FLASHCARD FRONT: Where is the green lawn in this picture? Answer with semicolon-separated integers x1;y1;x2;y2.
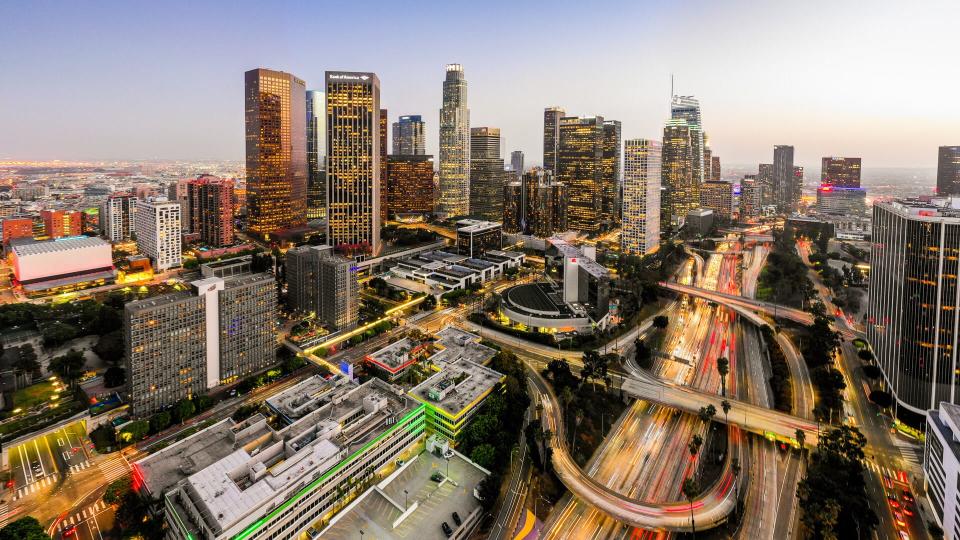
12;380;58;410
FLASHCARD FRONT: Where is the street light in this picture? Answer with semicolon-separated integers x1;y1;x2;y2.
404;489;408;509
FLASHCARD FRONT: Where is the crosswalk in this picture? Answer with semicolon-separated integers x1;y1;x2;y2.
0;503;10;528
864;460;899;478
57;500;109;531
892;438;924;466
13;476;55;500
98;458;130;482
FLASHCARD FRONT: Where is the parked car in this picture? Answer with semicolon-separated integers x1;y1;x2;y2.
452;511;462;526
441;521;453;537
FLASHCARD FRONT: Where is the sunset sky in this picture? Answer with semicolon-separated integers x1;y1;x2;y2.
2;0;957;168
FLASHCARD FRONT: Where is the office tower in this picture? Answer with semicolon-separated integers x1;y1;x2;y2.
325;71;381;257
469;127;505;221
700;180;733;219
937;146;960;196
100;193;136;242
773;145;796;213
386;155;435;215
671;96;705;185
703;147;712;182
867;197;960;415
557;116;604;233
514;168;567;238
711;155;721;181
622;139;662;256
503;182;523;233
660;118;695;229
124;266;277;416
244;68;307;237
438;64;470;217
511;150;525;180
286;244;359;330
393;115;426;155
758;163;775;206
187;175;235;247
306;90;326;220
543;106;565;174
167;179;191;232
41;210;82;239
740;177;762;220
821;156;861;188
924;402;960;534
793;166;805;212
456;220;502;257
135;198;182;271
816;185;867;216
380;108;389;222
601;120;621;225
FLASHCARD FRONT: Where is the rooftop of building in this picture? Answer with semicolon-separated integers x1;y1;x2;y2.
931;402;960;456
10;235;110;256
137;377;417;536
546;237;608;280
409;356;503;418
431;325;497;366
456;219;502;233
265;374;350;422
502;282;579;319
687;208;714;217
366;338;426;373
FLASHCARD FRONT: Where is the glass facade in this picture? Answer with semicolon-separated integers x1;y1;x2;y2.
469;127;505;221
306;90;326;220
938;147;960;196
557;116;604;234
244;68;307;237
392;115;426;155
601;120;621;226
542;107;564;175
660;118;694;229
622;139;661;256
773;145;796;213
439;64;470;217
821;156;862;188
386;155;435;215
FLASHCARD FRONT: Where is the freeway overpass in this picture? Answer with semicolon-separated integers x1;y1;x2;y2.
661;281;814;326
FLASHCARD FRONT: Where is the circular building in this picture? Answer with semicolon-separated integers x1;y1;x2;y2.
499;282;593;334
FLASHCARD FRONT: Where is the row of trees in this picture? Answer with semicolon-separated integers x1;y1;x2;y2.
757;228;814;308
760;325;794;413
802;303;847;422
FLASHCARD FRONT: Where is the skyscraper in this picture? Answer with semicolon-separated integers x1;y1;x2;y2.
244;68;307;237
740;176;762;220
503;168;566;237
543;106;565;174
135;198;182;271
510;150;525;180
937;146;960;196
601;120;621;225
439;64;470;217
392;115;426;155
821;156;861;188
167;179;191;232
386;155;435;216
379;108;389;222
469;127;506;221
773;145;796;214
671;96;705;185
187;175;235;247
557;116;604;234
286;244;359;331
700;180;733;219
711;155;721;181
306;90;326;220
703;146;713;182
325;71;381;257
100;193;136;242
660;118;695;229
758;163;775;207
622;139;661;256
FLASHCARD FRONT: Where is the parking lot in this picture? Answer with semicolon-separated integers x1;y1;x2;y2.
322;451;486;540
9;420;91;501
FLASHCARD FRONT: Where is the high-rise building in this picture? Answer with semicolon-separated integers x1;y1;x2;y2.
773;145;796;214
740;176;762;220
703;147;713;183
392;115;426;155
557;116;604;234
379;108;389;223
622;139;661;256
456;220;501;257
671;96;705;185
386;155;435;215
167;179;191;232
660;118;695;229
924;401;960;535
100;193;136;242
1;216;33;246
325;71;381;257
438;64;470;217
469;127;505;221
543;106;565;175
700;180;733;219
244;68;307;237
821;156;861;188
306;90;326;220
867;197;960;415
510;150;525;180
135;198;182;271
793;166;805;211
188;175;235;247
601;120;621;225
41;210;82;239
123;265;277;416
711;155;721;181
937;146;960;196
286;244;359;330
504;168;567;237
758;163;775;207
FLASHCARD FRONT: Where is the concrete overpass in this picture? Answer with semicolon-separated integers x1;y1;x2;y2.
661;281;814;326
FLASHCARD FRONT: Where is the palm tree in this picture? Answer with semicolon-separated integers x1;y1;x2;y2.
688;434;703;461
732;457;741;512
682;478;699;537
795;428;806;458
721;399;731;425
716;357;729;396
698;405;716;425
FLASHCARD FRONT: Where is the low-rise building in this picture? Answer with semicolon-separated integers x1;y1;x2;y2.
10;236;116;296
364;338;430;381
456;219;502;257
390;249;524;294
137;377;425;540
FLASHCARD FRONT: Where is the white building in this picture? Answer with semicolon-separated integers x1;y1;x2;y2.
926;401;960;539
100;193;136;242
135;197;182;271
622;139;661;256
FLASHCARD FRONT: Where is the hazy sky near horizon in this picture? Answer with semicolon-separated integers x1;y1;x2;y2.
1;0;958;169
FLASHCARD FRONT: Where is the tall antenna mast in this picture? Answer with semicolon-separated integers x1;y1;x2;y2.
670;73;675;113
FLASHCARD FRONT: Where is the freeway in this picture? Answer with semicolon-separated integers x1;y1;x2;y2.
661;281;816;327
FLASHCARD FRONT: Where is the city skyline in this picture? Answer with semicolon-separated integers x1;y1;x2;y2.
2;1;958;168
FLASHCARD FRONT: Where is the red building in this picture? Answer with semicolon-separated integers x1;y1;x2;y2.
187;175;235;247
1;217;34;246
40;210;82;239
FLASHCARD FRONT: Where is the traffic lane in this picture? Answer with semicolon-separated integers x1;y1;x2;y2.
49;424;89;470
57;504;113;540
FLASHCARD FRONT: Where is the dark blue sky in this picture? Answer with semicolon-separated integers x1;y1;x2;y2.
1;0;957;167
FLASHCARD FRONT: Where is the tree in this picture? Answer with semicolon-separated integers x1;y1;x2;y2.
581;350;609;390
470;444;497;470
732;457;741;511
420;295;437;311
653;315;669;330
698;405;716;425
716;357;729;397
688;434;703;460
634;338;652;370
93;329;124;364
681;478;699;537
857;349;874;362
104;476;132;505
869;390;892;408
721;399;731;425
12;345;39;377
49;349;86;387
104;366;126;388
0;516;50;540
174;398;196;424
118;420;149;445
795;428;806;457
476;473;501;512
41;321;79;347
149;411;172;433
